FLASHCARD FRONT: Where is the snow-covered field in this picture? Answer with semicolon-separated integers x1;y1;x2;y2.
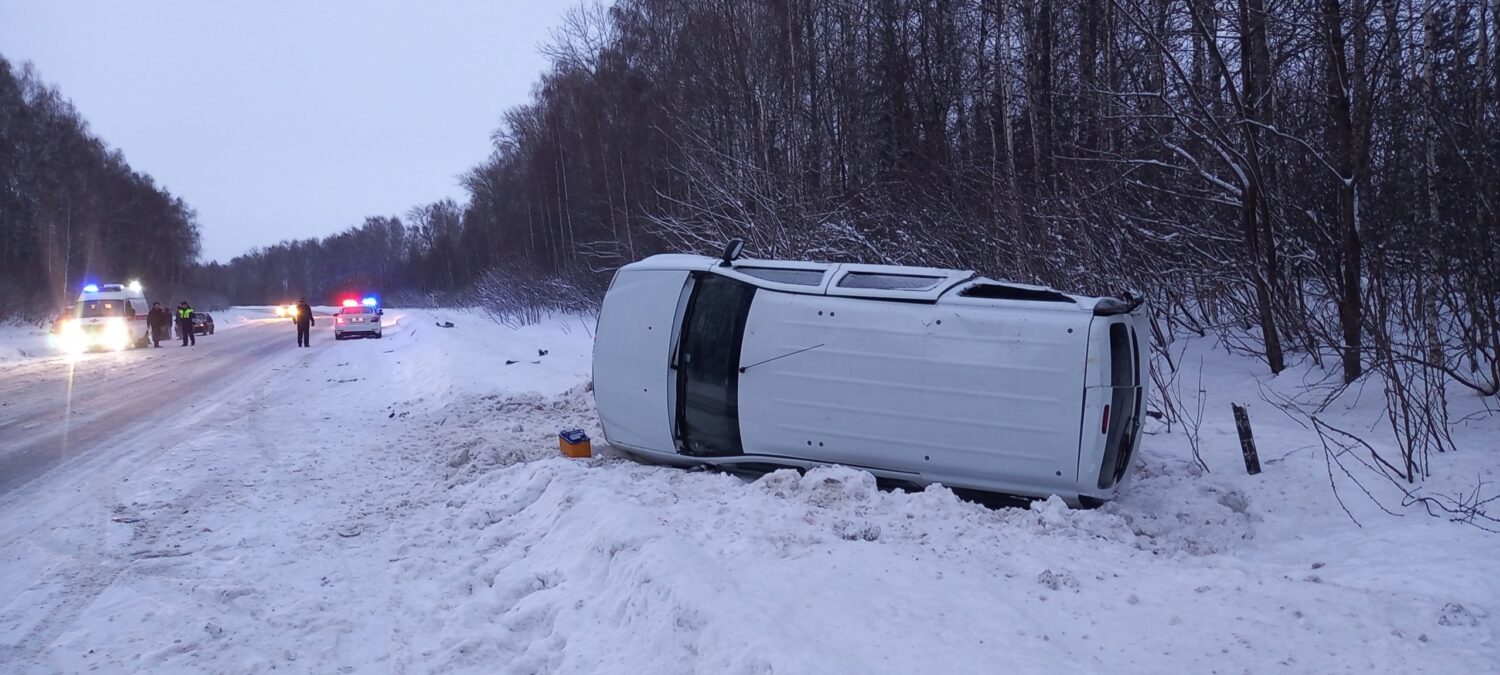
1;308;1495;673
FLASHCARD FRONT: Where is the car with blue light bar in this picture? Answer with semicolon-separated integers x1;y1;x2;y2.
334;297;383;340
55;281;152;353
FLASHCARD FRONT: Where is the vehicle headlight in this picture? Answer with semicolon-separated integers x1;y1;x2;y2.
56;320;88;354
275;306;286;317
101;318;131;350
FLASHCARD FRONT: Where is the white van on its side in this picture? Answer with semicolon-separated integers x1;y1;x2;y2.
57;282;152;352
592;249;1150;505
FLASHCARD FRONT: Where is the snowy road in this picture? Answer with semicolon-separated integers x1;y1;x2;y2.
0;309;1496;674
0;316;297;496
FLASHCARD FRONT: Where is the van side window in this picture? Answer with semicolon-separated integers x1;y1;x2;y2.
675;273;756;456
738;267;824;286
838;272;942;291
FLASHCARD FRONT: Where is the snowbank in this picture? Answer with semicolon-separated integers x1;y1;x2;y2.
0;321;53;362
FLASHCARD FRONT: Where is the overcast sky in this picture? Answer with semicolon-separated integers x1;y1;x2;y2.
0;0;575;262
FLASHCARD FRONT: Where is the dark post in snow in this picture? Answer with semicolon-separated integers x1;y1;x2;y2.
1231;404;1262;475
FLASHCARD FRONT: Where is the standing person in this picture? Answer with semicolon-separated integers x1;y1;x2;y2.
147;302;170;348
295;297;315;347
176;301;196;347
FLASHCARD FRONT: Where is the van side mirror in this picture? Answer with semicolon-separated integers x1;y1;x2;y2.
720;238;746;266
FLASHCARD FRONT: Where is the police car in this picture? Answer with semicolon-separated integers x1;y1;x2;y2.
334;297;383;340
55;282;152;353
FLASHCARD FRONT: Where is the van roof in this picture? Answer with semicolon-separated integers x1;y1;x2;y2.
624;254;1110;310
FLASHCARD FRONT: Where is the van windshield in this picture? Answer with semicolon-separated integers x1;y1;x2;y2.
80;300;128;318
1097;322;1141;489
675;273;756;457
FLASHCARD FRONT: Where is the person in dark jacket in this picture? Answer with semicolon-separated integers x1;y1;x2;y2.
176;301;196;346
295;298;315;347
147;302;170;348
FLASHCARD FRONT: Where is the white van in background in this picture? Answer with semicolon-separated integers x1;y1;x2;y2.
56;282;152;352
592;246;1150;506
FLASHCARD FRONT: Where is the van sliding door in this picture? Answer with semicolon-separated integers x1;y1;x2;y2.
675;273;756;457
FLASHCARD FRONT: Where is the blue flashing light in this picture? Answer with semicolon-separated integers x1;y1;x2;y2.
361;297;378;307
83;284;99;293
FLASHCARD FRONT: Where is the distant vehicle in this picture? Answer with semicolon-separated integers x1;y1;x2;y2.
275;304;300;320
192;313;215;335
334;297;382;340
56;282;151;352
592;245;1150;506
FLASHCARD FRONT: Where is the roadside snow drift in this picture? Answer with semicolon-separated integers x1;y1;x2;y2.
0;308;1495;674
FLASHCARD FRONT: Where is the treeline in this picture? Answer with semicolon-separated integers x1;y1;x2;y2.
216;0;1498;399
196;199;465;305
0;55;201;319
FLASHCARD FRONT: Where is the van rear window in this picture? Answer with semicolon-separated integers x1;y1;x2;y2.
837;272;942;291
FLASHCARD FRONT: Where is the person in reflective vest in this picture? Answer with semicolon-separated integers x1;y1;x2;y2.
295;297;315;347
176;301;196;347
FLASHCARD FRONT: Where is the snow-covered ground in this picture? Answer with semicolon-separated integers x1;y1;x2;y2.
0;321;53;363
0;308;1495;673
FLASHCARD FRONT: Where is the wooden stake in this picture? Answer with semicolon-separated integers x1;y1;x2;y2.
1232;403;1262;475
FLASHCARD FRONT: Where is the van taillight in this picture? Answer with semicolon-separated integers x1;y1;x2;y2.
1101;404;1111;434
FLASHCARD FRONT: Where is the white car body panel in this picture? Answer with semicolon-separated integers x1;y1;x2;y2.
737;290;1091;495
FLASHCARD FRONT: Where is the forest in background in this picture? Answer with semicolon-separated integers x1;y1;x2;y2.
0;55;201;317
